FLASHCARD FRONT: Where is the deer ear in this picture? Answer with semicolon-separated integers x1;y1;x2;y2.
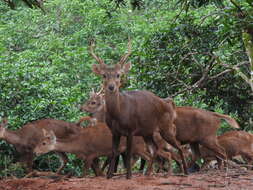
1;118;8;128
90;90;95;97
49;130;56;143
42;129;48;137
92;64;104;75
121;62;131;74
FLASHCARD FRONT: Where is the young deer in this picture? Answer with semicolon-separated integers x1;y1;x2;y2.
77;88;105;126
0;118;81;174
34;123;153;176
90;40;188;179
164;98;240;169
200;131;253;169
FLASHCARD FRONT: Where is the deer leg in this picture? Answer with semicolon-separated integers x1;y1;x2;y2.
126;134;133;179
201;158;212;170
188;143;200;167
130;154;139;169
170;151;184;172
155;156;164;173
187;143;201;173
107;134;121;179
91;158;104;176
114;155;120;173
82;160;89;177
143;135;158;176
23;153;34;176
156;149;173;175
241;153;253;170
201;138;226;170
101;157;110;172
82;157;96;177
217;157;224;169
159;114;188;175
102;154;121;172
26;155;34;173
54;152;68;174
133;149;152;174
159;129;188;175
139;158;146;172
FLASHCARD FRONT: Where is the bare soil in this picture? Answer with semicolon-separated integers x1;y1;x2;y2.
0;168;253;190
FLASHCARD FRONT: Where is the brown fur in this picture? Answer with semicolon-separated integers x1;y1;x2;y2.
34;122;153;176
90;42;187;178
164;99;239;168
200;131;253;169
0;118;80;173
78;91;176;174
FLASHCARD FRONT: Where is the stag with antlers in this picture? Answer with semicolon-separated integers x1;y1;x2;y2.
88;39;188;179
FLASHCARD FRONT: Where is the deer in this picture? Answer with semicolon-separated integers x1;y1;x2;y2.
77;89;185;174
89;39;188;179
77;87;105;127
164;98;240;170
34;122;154;177
0;118;82;174
200;130;253;169
78;89;181;174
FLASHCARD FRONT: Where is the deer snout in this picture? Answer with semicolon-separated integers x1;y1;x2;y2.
80;105;86;112
108;84;115;92
34;150;42;156
34;146;45;156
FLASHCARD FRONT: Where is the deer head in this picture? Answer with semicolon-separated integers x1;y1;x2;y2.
34;129;56;155
0;118;8;138
90;39;132;93
80;86;105;114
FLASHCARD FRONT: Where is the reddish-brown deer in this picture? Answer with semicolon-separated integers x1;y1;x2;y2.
77;88;105;126
89;40;188;179
34;123;153;176
164;98;240;170
200;130;253;169
0;118;80;174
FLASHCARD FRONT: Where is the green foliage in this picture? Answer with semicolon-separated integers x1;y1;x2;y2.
0;0;252;177
0;160;26;178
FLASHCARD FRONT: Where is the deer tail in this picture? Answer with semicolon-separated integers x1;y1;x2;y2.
211;112;240;129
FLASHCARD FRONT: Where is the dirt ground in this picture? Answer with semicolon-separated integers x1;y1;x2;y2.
0;168;253;190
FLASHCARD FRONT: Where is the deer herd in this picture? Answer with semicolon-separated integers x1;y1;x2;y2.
0;40;252;180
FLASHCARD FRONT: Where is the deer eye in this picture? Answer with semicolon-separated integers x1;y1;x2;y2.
42;142;46;145
116;74;120;78
91;102;96;105
103;74;106;79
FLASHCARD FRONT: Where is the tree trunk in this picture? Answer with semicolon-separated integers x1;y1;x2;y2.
241;31;253;94
242;30;253;128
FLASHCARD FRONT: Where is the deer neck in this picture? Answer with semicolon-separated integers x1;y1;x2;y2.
1;128;22;145
105;90;121;119
93;104;106;122
54;136;84;155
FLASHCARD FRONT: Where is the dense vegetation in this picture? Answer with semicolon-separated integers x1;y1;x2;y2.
0;0;252;177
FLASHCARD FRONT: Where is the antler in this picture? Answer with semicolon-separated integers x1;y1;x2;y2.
119;38;131;65
89;40;105;65
97;84;104;95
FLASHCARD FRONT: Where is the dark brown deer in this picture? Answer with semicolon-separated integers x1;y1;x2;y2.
0;118;81;174
164;98;240;169
77;90;176;174
34;123;153;176
200;131;253;169
89;40;188;179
